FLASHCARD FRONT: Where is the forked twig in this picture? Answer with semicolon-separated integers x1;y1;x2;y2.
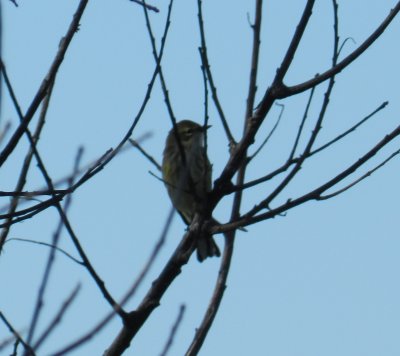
319;148;400;200
279;2;400;97
240;0;341;218
214;123;400;233
0;0;88;167
0;312;34;355
229;101;388;194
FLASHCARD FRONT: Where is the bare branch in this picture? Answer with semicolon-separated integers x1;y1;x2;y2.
214;123;400;233
142;0;181;145
24;148;83;351
0;61;55;251
212;0;316;207
56;205;177;355
235;1;341;218
311;101;389;156
228;101;388;195
278;1;400;98
0;196;62;224
33;284;81;351
198;0;235;146
273;0;316;86
0;0;88;167
103;220;198;355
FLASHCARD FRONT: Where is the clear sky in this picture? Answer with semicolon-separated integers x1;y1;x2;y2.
1;1;400;355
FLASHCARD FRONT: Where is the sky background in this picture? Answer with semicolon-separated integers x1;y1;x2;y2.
1;0;400;355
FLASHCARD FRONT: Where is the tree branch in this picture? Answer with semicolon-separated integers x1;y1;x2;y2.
277;1;400;98
214;123;400;233
0;0;88;167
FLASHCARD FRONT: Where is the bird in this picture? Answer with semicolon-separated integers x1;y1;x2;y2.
162;120;220;262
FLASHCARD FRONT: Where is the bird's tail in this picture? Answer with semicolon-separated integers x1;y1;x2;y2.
196;235;220;262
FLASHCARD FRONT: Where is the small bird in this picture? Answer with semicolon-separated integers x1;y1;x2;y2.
162;120;220;262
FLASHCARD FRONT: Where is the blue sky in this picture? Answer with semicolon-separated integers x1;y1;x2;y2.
1;1;400;355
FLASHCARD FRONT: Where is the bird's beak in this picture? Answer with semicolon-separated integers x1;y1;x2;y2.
203;124;211;131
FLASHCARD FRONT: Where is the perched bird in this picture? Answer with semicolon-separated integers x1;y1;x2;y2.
162;120;220;262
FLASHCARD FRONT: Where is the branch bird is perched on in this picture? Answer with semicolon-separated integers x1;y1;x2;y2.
162;120;220;262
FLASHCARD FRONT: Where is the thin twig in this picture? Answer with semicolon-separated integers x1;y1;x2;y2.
199;46;210;156
0;121;11;145
11;339;20;356
248;102;284;162
311;101;388;156
0;189;70;198
129;0;159;13
0;195;62;224
4;238;83;265
319;148;400;200
33;284;81;350
129;138;161;171
288;84;316;161
141;0;189;170
0;312;34;355
337;37;356;58
159;304;186;356
197;0;235;146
